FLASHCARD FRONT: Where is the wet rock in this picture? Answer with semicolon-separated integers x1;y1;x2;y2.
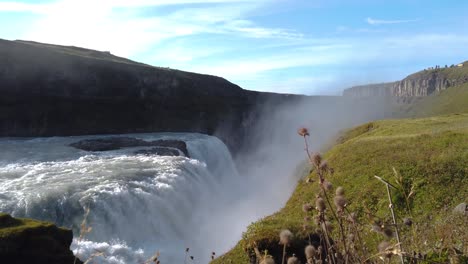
134;147;181;157
69;137;189;157
0;213;82;264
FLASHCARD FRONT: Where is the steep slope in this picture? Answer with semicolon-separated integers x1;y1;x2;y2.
0;39;303;151
213;113;468;263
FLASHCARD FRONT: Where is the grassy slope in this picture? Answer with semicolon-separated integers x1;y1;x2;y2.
213;102;468;263
405;62;468;80
0;212;68;237
399;83;468;117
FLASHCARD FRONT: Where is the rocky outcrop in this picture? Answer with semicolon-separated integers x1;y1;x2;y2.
342;82;395;97
69;137;189;156
343;63;468;97
0;213;82;264
0;39;303;152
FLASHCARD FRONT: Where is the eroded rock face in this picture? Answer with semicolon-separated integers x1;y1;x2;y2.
0;213;82;264
343;65;468;97
69;137;189;157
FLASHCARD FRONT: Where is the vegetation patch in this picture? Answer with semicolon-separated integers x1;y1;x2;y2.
212;113;468;263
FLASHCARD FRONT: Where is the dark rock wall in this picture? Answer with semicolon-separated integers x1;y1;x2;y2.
0;39;301;152
0;213;82;264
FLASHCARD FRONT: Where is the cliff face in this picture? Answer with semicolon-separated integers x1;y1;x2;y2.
0;213;82;264
342;82;395;97
0;39;302;151
343;63;468;97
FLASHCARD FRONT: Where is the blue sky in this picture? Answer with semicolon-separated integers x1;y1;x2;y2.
1;0;468;95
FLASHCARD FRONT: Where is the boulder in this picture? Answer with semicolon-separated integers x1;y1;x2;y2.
0;213;82;264
69;137;189;157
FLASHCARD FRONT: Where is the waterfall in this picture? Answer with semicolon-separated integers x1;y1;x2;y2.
0;133;239;263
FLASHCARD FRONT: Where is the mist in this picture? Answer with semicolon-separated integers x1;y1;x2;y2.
197;94;397;261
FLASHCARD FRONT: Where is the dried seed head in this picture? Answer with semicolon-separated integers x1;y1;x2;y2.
302;203;313;212
287;256;300;264
305;245;316;259
335;187;345;196
304;216;311;222
319;161;328;171
323;181;333;191
279;229;293;245
334;195;347;211
298;127;310;137
403;217;413;226
316;197;326;212
260;255;276;264
347;233;355;242
311;153;322;167
378;241;393;258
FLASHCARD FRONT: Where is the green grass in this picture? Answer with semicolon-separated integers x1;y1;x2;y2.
399;83;468;117
405;61;468;80
212;113;468;263
0;213;67;237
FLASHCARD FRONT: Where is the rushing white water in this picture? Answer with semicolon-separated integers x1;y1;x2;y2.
0;133;241;263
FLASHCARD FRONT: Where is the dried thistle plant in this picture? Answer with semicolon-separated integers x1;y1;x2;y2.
279;229;293;264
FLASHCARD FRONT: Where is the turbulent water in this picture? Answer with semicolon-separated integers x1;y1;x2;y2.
0;133;242;263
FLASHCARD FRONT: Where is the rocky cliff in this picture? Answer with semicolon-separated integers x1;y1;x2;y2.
343;62;468;97
0;213;82;264
0;39;302;151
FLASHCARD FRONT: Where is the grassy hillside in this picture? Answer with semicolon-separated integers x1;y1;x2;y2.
15;40;152;67
406;61;468;80
213;113;468;263
399;83;468;117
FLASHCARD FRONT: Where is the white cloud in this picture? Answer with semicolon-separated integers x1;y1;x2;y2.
366;17;419;25
2;0;299;58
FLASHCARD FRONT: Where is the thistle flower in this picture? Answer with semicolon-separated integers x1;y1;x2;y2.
279;229;293;245
260;255;276;264
323;181;333;191
316;198;326;212
311;153;322;167
303;203;313;212
334;195;347;211
287;255;299;264
305;245;316;259
319;161;328;171
298;127;310;137
335;187;345;196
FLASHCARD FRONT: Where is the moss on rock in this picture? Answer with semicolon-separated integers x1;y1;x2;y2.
0;213;82;264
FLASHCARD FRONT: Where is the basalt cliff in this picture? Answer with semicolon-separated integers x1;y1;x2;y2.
343;62;468;97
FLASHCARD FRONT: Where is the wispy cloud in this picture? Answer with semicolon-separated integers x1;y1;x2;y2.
366;17;419;25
